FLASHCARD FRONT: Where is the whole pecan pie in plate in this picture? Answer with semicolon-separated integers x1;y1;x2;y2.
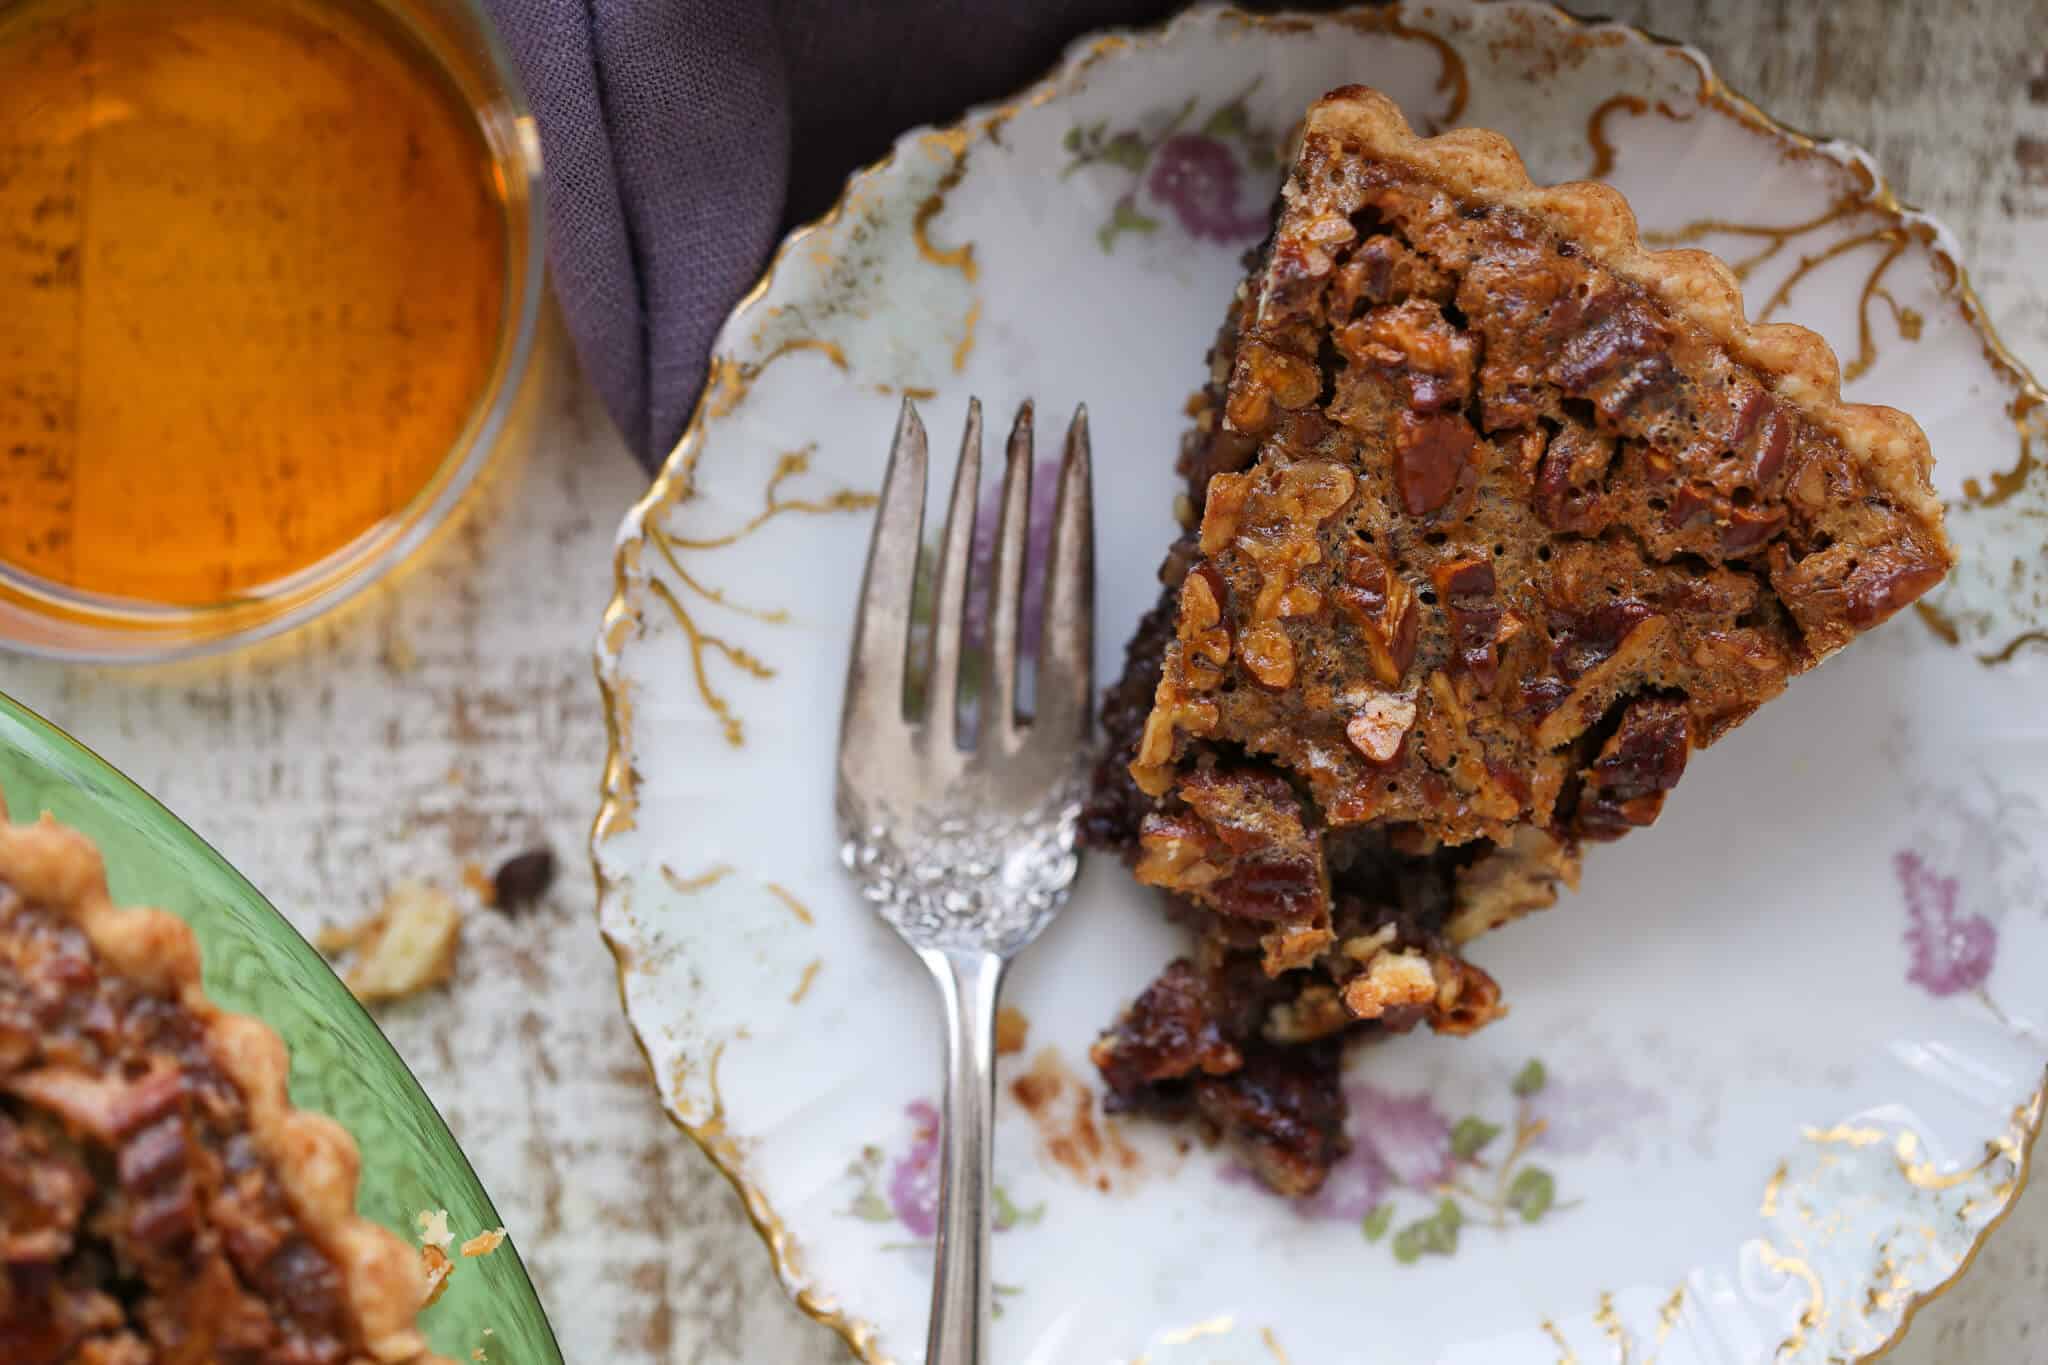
1083;86;1954;1196
0;794;443;1364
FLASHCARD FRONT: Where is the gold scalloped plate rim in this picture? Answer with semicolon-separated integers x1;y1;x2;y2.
589;5;2048;1362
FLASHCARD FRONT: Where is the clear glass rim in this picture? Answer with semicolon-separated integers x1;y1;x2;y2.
0;0;548;665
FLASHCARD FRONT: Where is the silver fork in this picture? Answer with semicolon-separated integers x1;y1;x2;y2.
836;397;1094;1365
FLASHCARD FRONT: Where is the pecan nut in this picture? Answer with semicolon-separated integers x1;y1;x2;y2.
1344;692;1417;764
1393;410;1477;516
1335;299;1478;411
1333;546;1418;684
1574;696;1692;839
1226;339;1321;435
1430;557;1517;692
1176;562;1233;689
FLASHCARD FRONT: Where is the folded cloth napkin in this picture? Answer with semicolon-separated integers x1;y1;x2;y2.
481;0;1238;470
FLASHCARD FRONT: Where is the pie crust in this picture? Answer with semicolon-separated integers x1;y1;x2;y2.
0;793;447;1363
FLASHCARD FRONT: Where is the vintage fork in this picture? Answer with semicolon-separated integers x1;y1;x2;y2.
836;397;1094;1365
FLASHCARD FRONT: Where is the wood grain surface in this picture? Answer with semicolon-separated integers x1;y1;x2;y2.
2;2;2043;1360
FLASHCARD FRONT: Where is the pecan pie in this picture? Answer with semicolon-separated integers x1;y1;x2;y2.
0;795;445;1363
1083;87;1951;1195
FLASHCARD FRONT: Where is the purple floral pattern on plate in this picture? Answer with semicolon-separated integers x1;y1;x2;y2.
1897;849;1998;998
842;1099;1043;1316
1527;1072;1668;1159
1884;773;2048;1031
1301;1084;1454;1220
844;1099;1045;1238
1147;133;1271;243
886;1100;943;1236
1225;1059;1665;1264
1891;775;2048;1032
1063;81;1280;252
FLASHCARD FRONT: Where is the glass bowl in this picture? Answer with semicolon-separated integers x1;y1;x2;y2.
0;689;564;1362
0;0;546;664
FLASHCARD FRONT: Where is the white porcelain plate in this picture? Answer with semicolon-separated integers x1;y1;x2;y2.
593;6;2048;1362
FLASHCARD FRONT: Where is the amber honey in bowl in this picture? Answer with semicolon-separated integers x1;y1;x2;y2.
0;0;509;610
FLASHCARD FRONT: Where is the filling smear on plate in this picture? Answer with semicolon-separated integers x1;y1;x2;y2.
1081;86;1952;1197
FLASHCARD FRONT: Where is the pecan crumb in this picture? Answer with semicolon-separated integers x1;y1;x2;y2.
491;847;557;913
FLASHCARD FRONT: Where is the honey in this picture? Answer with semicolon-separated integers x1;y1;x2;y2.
0;0;507;607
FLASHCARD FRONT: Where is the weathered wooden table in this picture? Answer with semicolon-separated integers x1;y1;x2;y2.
2;2;2042;1360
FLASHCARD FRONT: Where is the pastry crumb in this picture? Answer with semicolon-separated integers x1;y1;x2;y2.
416;1209;454;1251
420;1244;453;1308
995;1006;1029;1056
459;1227;507;1259
414;1211;505;1309
328;882;462;1004
313;921;358;954
460;861;497;907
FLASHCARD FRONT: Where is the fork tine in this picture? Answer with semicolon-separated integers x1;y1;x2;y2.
980;402;1034;753
841;398;927;743
1030;405;1094;751
921;400;983;749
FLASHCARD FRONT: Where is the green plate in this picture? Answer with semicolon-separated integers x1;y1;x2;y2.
0;690;562;1363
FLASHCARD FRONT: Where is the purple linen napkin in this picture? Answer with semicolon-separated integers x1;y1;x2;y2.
481;0;1232;469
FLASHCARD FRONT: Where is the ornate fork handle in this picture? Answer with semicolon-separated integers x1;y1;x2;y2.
918;947;1006;1365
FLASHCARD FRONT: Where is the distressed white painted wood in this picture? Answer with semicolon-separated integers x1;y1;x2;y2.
2;2;2042;1359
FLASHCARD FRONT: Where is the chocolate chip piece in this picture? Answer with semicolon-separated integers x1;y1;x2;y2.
491;848;556;913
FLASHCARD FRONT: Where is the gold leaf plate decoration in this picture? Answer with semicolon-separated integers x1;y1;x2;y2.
594;5;2048;1361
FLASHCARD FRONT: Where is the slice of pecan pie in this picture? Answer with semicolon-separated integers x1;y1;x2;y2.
0;794;446;1364
1083;86;1952;1195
